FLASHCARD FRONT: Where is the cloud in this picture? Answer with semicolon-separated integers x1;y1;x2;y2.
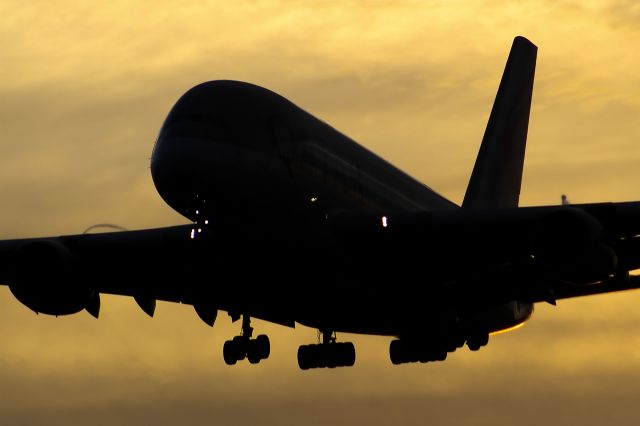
2;1;640;425
5;392;640;426
605;0;640;29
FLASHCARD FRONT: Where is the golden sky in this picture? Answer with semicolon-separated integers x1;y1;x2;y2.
2;1;640;424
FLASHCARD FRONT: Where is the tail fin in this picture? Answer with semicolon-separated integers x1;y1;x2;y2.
462;36;537;209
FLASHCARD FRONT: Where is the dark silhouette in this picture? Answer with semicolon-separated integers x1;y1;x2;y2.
1;36;639;370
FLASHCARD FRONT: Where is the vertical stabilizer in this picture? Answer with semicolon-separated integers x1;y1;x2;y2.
462;36;537;209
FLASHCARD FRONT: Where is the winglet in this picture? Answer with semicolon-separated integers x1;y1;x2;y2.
462;36;537;209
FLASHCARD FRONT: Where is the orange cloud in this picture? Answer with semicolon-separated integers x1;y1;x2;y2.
2;1;640;424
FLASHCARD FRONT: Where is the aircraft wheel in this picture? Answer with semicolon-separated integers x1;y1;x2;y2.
315;344;328;369
223;340;238;365
298;345;312;370
417;343;435;363
247;339;262;364
467;343;480;351
255;334;270;360
232;335;247;360
299;341;356;370
467;333;489;351
325;344;338;368
405;342;419;363
389;340;405;365
341;342;356;367
478;334;489;347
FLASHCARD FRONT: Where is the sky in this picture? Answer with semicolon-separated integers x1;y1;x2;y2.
2;0;640;424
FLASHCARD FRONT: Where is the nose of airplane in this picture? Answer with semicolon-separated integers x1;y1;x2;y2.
154;80;296;153
150;81;303;221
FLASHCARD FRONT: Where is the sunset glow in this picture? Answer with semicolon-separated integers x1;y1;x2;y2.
2;1;640;425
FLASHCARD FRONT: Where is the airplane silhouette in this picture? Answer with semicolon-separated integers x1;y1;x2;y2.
2;36;639;369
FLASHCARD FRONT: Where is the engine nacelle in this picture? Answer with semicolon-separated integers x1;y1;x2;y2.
9;240;94;316
531;208;617;283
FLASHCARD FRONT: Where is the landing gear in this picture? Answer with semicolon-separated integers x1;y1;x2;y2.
297;330;356;370
223;315;270;365
389;336;465;365
389;332;491;364
466;333;489;351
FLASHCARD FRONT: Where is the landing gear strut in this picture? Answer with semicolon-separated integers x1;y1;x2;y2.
297;330;356;370
223;315;270;365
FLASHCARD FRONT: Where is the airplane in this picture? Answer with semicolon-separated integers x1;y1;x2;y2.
2;35;640;370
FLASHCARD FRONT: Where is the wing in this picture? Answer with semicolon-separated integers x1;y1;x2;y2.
0;223;301;328
0;225;195;316
329;201;640;308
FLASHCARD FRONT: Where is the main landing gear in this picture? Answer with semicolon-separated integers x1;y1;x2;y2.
223;315;270;365
297;330;356;370
466;333;489;351
389;334;484;365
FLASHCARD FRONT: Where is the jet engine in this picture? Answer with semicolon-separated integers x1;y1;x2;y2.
531;208;617;283
8;240;98;316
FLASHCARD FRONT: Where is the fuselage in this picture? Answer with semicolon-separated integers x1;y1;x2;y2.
150;80;457;223
149;80;532;338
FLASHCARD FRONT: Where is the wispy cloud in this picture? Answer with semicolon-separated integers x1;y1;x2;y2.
1;1;640;424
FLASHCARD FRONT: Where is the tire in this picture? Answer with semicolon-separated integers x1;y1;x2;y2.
479;334;489;347
232;335;247;360
324;344;338;369
315;344;328;369
247;339;262;364
389;340;404;365
223;340;237;365
343;342;355;367
467;340;481;351
467;333;489;351
298;345;312;370
255;334;270;360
